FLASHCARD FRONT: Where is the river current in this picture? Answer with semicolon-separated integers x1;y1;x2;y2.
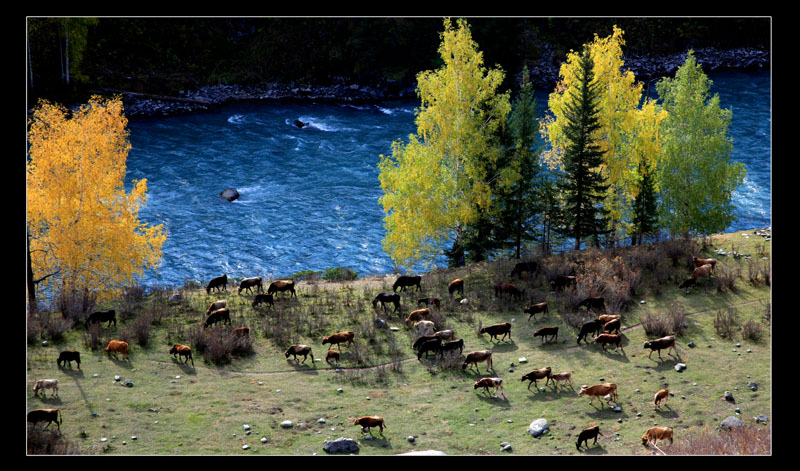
125;70;770;287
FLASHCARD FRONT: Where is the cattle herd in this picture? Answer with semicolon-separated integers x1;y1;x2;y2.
29;256;717;454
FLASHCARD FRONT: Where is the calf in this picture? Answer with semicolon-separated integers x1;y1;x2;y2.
405;308;431;325
268;280;296;298
643;335;677;359
27;408;62;431
579;383;618;407
416;338;442;360
533;326;559;344
85;309;116;328
325;350;340;364
597;314;621;324
510;261;538;278
549;371;574;390
204;307;231;328
232;326;250;338
462;350;493;373
441;338;464;356
252;294;274;309
373;293;401;314
594;333;624;353
238;276;264;295
480;322;512;342
417;297;441;311
524;302;548;321
577;319;603;344
653;388;669;409
285;344;314;363
33;379;59;398
56;350;81;369
448;278;464;297
576;425;602;451
641;426;674;447
322;331;355;351
577;296;606;313
494;282;525;300
520;366;552;390
602;318;621;334
352;416;386;437
474;377;506;399
206;274;227;294
106;340;130;360
393;275;421;292
169;344;194;366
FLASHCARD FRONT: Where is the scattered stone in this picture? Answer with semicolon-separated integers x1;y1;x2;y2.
618;418;623;423
122;441;127;445
518;357;527;363
280;420;293;428
527;419;549;438
93;374;99;378
720;416;745;431
337;388;344;393
734;408;741;414
374;318;388;329
688;342;696;348
170;293;182;302
500;442;512;452
323;437;359;454
318;418;326;424
42;341;48;347
131;436;137;440
754;415;768;424
101;438;107;442
175;375;181;379
220;188;240;202
724;391;736;403
243;424;250;431
115;375;121;381
258;381;264;385
613;406;623;413
242;445;250;450
748;381;758;391
261;437;268;443
675;363;687;372
640;300;646;304
407;436;415;442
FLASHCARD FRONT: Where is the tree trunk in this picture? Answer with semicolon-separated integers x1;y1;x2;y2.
27;233;37;313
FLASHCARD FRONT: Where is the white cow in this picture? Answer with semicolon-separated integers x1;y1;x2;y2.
413;320;435;337
33;379;59;398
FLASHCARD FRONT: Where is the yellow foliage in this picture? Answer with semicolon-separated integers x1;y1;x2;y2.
27;95;166;303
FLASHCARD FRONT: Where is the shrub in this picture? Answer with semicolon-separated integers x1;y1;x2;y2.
642;304;688;338
27;428;80;455
81;322;105;351
130;312;154;346
741;319;763;343
27;314;44;344
44;313;72;341
323;267;359;282
292;269;323;281
714;307;739;339
665;425;770;455
55;288;97;325
714;266;740;293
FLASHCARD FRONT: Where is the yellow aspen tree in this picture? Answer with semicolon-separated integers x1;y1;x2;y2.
27;95;166;309
377;18;510;271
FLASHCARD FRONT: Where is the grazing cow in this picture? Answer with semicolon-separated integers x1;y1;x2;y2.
285;344;314;363
579;383;618;407
597;314;621;324
679;263;713;288
238;276;264;295
577;296;606;314
417;338;443;360
594;333;624;353
480;322;512;342
353;416;386;437
373;293;401;314
204;307;231;328
322;331;355;351
533;326;559;344
33;379;59;398
441;338;464;355
521;366;552;390
494;282;525;300
642;426;674;447
206;274;227;294
56;350;81;369
474;377;506;399
325;350;340;364
412;334;439;351
105;340;130;360
252;293;274;309
448;278;464;297
169;344;194;366
393;275;421;293
678;277;697;289
577;319;603;344
413;320;435;337
550;275;577;291
27;409;62;431
232;326;250;338
653;388;670;408
462;350;493;373
524;302;548;321
417;297;441;311
510;261;538;278
602;318;621;334
207;300;228;315
693;256;717;271
576;425;602;451
85;309;116;328
549;371;574;390
643;335;677;359
268;280;296;298
405;308;431;325
433;329;455;341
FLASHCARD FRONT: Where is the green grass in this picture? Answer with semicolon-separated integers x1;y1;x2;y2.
27;229;771;455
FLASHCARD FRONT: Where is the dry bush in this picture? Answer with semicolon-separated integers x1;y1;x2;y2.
714;266;740;293
81;322;105;350
43;313;73;341
27;428;80;455
121;284;147;322
741;319;763;343
186;327;247;365
55;288;97;325
714;308;740;339
27;314;44;344
129;312;154;346
665;425;770;455
642;304;688;338
660;237;701;269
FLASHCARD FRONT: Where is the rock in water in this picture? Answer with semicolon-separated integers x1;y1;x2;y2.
322;437;359;454
220;188;239;202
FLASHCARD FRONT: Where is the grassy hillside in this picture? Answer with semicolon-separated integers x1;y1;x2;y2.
26;228;771;455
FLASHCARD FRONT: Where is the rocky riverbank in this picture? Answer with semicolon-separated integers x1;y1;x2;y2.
117;46;769;119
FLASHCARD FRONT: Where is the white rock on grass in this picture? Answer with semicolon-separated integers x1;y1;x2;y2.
527;419;549;438
280;420;293;428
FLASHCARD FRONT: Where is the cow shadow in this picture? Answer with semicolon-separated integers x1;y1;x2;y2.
649;356;682;371
486;341;518;353
523;386;578;401
584;405;628;421
358;436;392;450
170;358;197;374
286;360;319;375
594;348;631;364
59;367;84;379
32;395;63;406
107;357;133;369
475;392;512;407
655;406;679;419
580;445;608;455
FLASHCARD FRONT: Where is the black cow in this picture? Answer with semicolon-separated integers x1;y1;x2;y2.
373;293;401;314
27;409;62;431
510;261;538;278
85;309;116;328
56;351;81;369
416;338;443;360
252;293;274;309
206;274;228;294
576;425;602;451
550;275;577;291
577;319;603;344
577;296;606;313
393;275;421;292
204;308;231;328
441;338;465;355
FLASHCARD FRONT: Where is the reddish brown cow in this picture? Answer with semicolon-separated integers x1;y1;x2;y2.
322;331;354;351
642;426;674;447
105;340;130;360
325;350;340;364
524;302;548;321
352;416;386;436
232;326;250;337
594;333;624;353
653;388;669;408
169;344;194;366
268;280;296;298
448;278;464;297
533;326;559;343
494;282;525;300
579;383;618;407
405;308;431;325
693;256;717;270
474;377;506;399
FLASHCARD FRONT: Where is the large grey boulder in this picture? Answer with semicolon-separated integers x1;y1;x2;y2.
323;437;359;454
720;416;745;431
220;188;240;202
527;418;549;438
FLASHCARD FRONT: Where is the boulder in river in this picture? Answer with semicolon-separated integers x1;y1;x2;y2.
220;188;239;202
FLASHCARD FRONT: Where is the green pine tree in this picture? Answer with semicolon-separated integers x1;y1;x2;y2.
558;47;610;250
631;158;659;245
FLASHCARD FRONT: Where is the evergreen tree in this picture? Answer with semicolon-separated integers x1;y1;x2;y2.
631;158;658;245
558;47;610;250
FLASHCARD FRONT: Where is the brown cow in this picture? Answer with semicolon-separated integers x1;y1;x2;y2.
643;335;677;359
679;263;713;288
594;333;624;353
204;307;231;328
521;367;552;390
238;276;264;295
693;256;717;271
353;416;386;437
533;326;559;343
285;344;314;363
480;322;512;342
206;274;227;294
579;383;618;407
494;282;525;300
474;377;506;399
105;340;130;360
417;297;441;311
524;302;548;321
322;331;354;351
405;308;431;325
462;350;493;373
642;426;674;447
27;408;62;431
325;350;340;364
232;326;250;338
206;299;227;315
549;371;574;390
448;278;464;297
169;344;194;366
597;314;621;324
268;280;296;298
653;388;669;408
602;318;621;334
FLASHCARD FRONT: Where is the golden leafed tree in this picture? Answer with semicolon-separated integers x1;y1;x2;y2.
27;95;166;311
